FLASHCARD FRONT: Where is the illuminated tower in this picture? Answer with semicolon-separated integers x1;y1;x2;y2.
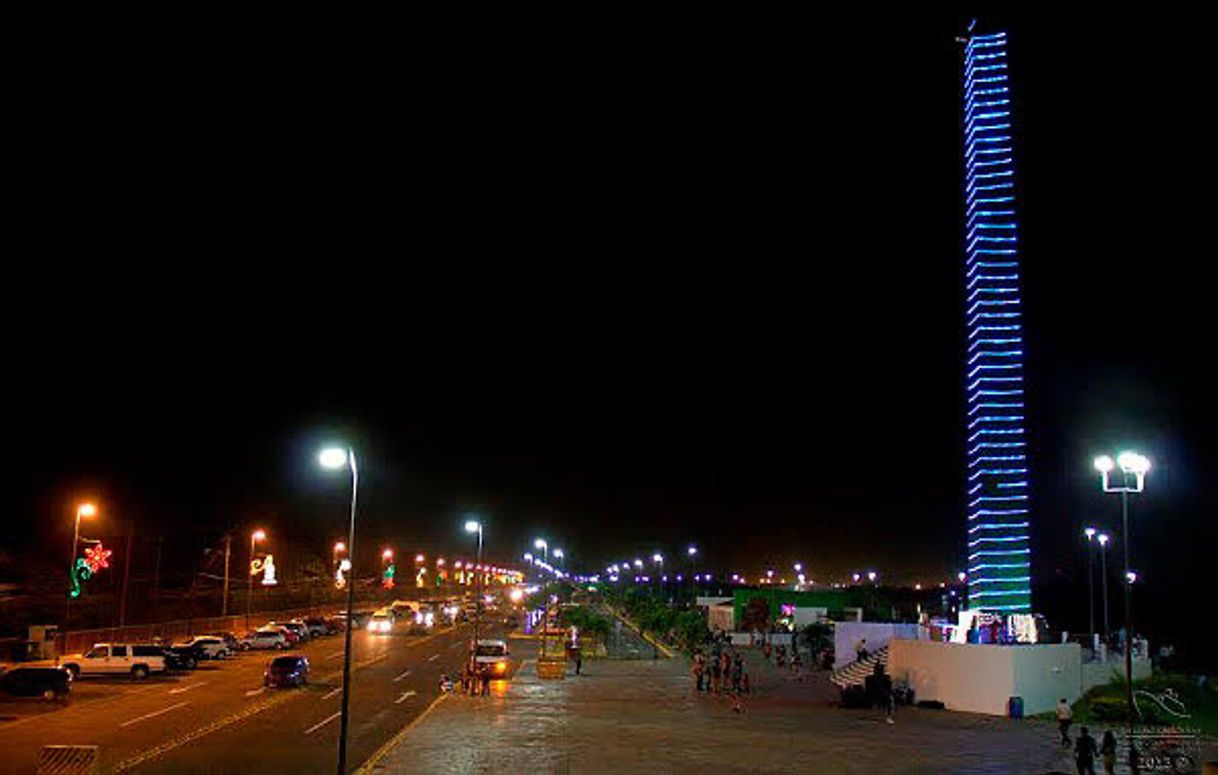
963;22;1031;613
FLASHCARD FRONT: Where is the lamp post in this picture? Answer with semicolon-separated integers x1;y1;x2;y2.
534;538;549;659
319;445;359;775
465;520;483;670
66;502;98;625
687;545;697;595
245;529;266;632
1083;527;1097;642
1094;451;1150;745
1097;533;1111;640
652;553;663;591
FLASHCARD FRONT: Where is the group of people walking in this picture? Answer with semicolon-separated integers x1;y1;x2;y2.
1055;699;1120;774
692;637;750;712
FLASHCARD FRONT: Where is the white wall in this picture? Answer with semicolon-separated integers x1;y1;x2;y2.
834;622;921;669
887;640;1082;717
792;607;828;627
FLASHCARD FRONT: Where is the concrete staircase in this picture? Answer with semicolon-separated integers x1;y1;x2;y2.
829;645;888;689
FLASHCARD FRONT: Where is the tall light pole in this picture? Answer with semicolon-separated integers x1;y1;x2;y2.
534;538;549;659
66;502;98;625
1083;527;1097;642
465;519;483;668
245;529;266;631
687;545;697;595
1095;451;1149;745
652;553;663;591
320;445;359;775
1097;533;1111;640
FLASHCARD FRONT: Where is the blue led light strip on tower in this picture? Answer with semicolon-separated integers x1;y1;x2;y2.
963;23;1032;613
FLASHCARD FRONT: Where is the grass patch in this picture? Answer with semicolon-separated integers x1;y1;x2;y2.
1070;672;1218;736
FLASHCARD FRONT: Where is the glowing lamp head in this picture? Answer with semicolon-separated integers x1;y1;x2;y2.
793;563;802;572
687;546;698;556
766;570;774;578
334;541;346;553
252;529;266;542
852;573;861;583
1084;527;1096;540
652;553;663;563
415;554;425;563
868;571;877;582
957;571;967;582
465;520;482;534
1125;571;1138;584
77;503;98;518
553;549;564;560
1097;533;1110;546
382;548;393;560
1094;454;1115;473
1117;451;1150;475
533;539;547;550
319;447;348;470
523;553;533;562
633;559;643;568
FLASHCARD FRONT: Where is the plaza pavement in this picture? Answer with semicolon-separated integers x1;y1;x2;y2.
362;638;1209;775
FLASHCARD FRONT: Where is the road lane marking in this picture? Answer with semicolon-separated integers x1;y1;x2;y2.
354;693;449;775
322;687;342;700
245;687;265;697
392;669;412;682
450;641;464;649
393;690;417;704
303;710;342;735
326;651;345;660
168;681;209;695
427;654;439;661
120;701;190;727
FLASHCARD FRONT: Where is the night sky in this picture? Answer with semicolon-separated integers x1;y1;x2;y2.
4;14;1210;651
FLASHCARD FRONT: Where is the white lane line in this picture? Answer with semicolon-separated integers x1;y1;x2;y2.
392;669;412;682
245;687;265;697
393;690;417;704
120;701;190;727
322;687;342;700
326;651;345;660
427;654;439;662
303;710;342;735
450;641;463;649
168;681;209;695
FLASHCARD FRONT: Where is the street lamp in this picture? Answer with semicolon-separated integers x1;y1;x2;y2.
1097;533;1111;639
1083;527;1097;642
464;519;483;669
553;548;564;565
534;538;549;658
868;571;878;584
245;529;267;632
319;445;359;775
1095;451;1149;741
66;502;98;622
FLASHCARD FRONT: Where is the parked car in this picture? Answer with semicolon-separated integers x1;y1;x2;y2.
301;617;335;637
279;621;310;643
239;630;288;651
338;610;373;629
472;639;511;678
323;615;348;632
177;635;231;660
263;655;309;688
205;632;241;653
0;667;72;700
260;624;299;645
163;643;205;671
60;643;165;679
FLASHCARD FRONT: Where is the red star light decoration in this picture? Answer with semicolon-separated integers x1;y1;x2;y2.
83;543;112;574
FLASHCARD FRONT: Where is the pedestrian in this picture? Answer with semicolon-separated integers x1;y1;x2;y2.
731;689;744;713
742;671;751;695
693;650;705;693
792;648;803;681
1056;698;1073;747
1099;730;1117;775
711;656;722;694
855;638;869;662
575;652;582;675
481;671;490;697
763;640;772;660
1074;726;1097;775
884;681;895;724
731;655;743;693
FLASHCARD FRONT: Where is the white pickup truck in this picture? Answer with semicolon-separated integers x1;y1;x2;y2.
60;643;166;679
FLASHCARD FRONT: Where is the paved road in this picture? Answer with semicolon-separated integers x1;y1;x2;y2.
0;621;497;774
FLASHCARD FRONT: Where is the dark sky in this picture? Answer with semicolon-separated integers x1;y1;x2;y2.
4;13;1210;640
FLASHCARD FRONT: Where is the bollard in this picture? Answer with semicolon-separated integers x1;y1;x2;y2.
36;746;98;775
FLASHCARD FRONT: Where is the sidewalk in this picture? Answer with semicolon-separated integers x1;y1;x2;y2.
360;639;1113;774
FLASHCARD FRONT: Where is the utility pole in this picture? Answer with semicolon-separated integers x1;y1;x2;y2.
152;536;163;619
221;534;232;617
118;528;134;628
